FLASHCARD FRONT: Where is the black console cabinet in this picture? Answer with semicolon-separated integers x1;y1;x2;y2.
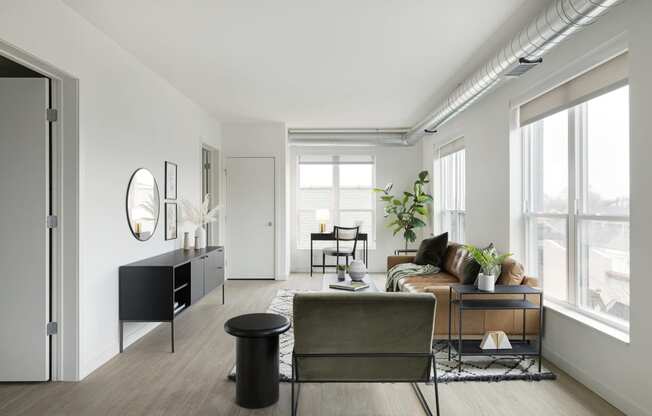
119;246;225;353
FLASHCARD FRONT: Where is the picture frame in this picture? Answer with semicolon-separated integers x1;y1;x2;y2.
164;202;178;240
165;161;177;200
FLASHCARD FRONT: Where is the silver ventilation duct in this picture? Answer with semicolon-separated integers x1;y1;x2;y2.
402;0;624;145
288;128;409;147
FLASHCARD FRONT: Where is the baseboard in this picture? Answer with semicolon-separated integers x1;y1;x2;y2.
543;345;650;416
79;322;160;380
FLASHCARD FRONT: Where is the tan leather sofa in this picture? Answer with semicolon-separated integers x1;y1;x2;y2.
388;243;541;338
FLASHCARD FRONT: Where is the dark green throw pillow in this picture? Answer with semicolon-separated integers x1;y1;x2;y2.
414;232;449;267
460;255;482;285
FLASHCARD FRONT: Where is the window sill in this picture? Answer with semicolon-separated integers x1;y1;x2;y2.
544;301;630;344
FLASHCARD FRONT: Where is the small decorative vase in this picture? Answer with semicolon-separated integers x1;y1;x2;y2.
195;225;207;249
477;273;495;292
183;232;191;250
348;260;367;282
337;269;346;281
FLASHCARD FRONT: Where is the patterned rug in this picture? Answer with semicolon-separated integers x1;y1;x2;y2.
228;289;556;383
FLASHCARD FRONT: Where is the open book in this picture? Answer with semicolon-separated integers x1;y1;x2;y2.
329;282;369;291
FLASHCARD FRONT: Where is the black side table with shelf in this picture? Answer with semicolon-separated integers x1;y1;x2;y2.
448;284;544;372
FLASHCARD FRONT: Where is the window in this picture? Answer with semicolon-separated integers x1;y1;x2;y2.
522;57;629;332
297;155;375;249
437;139;465;243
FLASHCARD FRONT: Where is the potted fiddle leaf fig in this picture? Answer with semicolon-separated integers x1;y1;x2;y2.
374;170;433;251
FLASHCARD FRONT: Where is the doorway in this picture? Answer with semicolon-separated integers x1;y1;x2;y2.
0;42;80;381
0;59;51;381
225;157;275;279
201;144;220;245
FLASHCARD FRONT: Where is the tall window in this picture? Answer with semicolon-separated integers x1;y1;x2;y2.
437;139;466;243
297;155;375;249
521;53;629;331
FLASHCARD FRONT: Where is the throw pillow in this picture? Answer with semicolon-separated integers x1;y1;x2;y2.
459;253;482;285
414;232;449;267
496;258;525;285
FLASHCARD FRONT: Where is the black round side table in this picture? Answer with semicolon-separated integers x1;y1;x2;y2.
224;313;291;409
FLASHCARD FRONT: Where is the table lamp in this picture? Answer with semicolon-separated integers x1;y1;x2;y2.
315;209;330;233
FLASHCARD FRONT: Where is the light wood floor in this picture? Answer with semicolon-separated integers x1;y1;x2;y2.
0;274;622;416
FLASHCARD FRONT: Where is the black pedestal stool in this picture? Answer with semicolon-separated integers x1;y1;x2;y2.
225;313;291;408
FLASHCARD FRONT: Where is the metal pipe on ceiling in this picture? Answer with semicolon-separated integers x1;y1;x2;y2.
288;128;409;147
402;0;624;145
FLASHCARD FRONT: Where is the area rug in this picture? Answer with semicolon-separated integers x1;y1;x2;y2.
228;289;556;383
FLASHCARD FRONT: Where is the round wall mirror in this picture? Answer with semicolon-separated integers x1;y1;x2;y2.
126;168;160;241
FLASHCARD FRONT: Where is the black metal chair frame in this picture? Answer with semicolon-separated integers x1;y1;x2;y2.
322;225;360;273
291;351;440;416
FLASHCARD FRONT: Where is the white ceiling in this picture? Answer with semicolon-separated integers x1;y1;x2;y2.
63;0;536;128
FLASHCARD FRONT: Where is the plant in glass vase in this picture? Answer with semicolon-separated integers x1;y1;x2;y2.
181;194;221;249
336;264;347;281
374;170;433;252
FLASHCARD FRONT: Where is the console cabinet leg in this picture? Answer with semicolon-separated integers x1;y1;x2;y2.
171;320;175;353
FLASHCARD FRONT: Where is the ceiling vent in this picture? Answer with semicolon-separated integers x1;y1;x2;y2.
504;58;543;77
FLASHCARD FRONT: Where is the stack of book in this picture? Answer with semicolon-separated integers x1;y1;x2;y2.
328;281;369;291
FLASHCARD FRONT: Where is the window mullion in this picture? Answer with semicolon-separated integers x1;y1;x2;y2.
568;107;578;307
332;156;339;227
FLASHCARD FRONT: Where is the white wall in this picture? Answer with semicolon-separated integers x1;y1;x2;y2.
290;145;421;273
0;0;221;379
421;1;651;414
220;122;290;279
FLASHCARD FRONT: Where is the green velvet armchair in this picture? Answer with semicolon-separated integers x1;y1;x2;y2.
292;292;440;416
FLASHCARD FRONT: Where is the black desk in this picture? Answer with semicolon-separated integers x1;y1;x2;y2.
310;232;368;276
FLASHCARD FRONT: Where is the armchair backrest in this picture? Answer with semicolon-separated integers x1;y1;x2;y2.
293;292;436;381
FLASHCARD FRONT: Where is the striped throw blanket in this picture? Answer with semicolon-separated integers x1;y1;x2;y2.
386;262;439;292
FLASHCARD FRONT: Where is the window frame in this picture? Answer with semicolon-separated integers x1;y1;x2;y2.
522;87;630;333
437;144;466;243
296;155;376;250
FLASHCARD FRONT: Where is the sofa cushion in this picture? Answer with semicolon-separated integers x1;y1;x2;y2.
497;258;526;285
414;232;448;267
443;243;481;284
398;272;459;291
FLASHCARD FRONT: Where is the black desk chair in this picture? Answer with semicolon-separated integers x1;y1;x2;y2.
322;225;359;273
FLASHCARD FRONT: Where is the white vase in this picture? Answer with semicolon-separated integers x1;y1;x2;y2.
477;273;495;292
349;260;367;281
183;232;191;250
195;225;207;249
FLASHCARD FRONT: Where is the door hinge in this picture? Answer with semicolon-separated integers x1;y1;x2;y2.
47;215;58;228
204;163;211;170
46;108;58;122
47;322;58;336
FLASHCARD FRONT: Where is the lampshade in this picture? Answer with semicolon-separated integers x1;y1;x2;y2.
315;209;330;222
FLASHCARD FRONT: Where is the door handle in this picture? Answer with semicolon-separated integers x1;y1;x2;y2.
267;221;273;226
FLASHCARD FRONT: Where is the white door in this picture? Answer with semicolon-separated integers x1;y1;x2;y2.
0;78;50;381
226;157;275;279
